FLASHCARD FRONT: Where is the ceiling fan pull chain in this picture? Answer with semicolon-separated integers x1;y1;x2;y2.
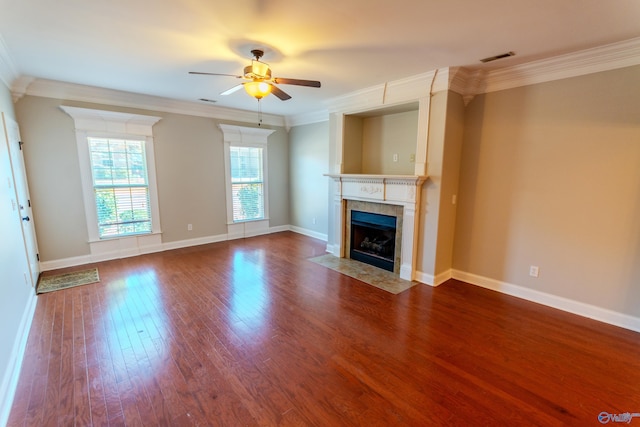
258;99;263;127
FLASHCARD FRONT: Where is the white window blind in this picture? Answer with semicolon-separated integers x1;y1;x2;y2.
88;137;152;238
230;146;264;222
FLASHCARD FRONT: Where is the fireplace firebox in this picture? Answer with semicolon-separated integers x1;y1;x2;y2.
350;210;397;272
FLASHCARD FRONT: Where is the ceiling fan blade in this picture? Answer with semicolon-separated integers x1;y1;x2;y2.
272;77;321;88
189;71;244;79
220;84;244;96
270;84;292;101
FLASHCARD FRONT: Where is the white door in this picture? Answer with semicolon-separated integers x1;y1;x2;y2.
2;113;40;287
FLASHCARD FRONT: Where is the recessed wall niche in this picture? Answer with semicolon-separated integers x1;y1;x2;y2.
342;103;419;175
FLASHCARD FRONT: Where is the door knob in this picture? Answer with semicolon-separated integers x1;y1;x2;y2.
22;216;30;221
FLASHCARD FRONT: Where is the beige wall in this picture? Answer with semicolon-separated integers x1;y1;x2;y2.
151;114;227;241
341;110;418;174
15;97;91;260
342;115;363;173
14;96;289;262
289;121;329;235
454;65;640;317
266;126;290;227
361;110;417;175
435;92;464;274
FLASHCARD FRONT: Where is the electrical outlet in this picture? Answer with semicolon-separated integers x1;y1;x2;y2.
529;265;539;277
393;153;398;162
312;217;316;225
187;224;193;231
452;194;457;205
410;153;415;162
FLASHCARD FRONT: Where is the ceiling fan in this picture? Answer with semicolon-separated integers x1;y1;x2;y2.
189;49;321;101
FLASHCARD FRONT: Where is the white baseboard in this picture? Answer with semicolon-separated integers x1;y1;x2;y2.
452;270;640;334
325;243;340;256
400;264;413;281
162;233;229;251
40;225;318;272
268;225;292;234
289;225;328;241
413;269;452;286
434;269;453;286
0;290;37;427
40;254;94;271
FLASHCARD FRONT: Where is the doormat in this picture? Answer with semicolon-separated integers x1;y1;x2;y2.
308;254;418;294
36;268;100;294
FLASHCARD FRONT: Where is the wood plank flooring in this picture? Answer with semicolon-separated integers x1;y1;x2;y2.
7;231;640;426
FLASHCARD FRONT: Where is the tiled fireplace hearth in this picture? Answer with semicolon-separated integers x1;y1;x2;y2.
325;174;427;281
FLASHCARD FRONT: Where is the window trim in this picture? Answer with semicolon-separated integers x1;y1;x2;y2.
229;145;266;223
219;124;275;234
61;106;162;243
88;136;154;238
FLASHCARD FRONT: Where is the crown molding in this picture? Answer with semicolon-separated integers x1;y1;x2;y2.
322;37;640;116
327;71;438;115
430;67;453;93
446;37;640;103
0;34;18;89
382;71;436;104
477;36;640;94
327;83;387;114
11;77;286;127
446;67;485;105
285;108;329;129
7;37;638;128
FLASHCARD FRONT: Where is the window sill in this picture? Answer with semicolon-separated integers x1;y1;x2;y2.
88;231;162;244
228;217;269;225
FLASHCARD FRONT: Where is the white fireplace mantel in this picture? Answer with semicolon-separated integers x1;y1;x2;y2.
325;174;427;204
325;174;427;281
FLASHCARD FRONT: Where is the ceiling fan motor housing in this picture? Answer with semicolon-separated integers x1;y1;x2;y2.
244;61;272;80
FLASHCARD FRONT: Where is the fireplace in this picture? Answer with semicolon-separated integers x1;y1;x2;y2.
326;174;427;280
350;211;397;272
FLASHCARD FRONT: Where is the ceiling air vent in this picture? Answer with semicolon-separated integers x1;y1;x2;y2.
480;51;515;63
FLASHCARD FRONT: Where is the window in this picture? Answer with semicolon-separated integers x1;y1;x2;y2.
61;106;162;254
230;145;264;222
219;124;275;237
88;137;152;238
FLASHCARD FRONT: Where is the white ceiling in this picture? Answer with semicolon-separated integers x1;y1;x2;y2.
1;0;639;118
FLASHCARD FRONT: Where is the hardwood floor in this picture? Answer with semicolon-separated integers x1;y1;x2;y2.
7;232;640;426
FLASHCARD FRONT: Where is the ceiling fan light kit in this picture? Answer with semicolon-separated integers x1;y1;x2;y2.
190;48;321;102
244;81;272;99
